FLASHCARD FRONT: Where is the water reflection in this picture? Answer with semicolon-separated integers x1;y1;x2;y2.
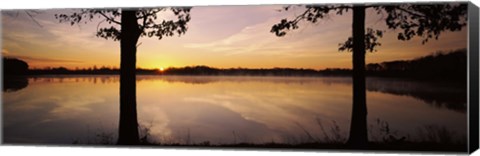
3;76;29;92
30;75;120;84
2;76;466;147
366;78;466;112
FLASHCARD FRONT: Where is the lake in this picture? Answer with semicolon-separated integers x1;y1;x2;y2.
2;75;467;145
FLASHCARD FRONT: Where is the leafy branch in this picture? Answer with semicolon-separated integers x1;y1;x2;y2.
55;7;192;41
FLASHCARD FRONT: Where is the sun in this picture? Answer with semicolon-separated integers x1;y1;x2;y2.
159;67;165;72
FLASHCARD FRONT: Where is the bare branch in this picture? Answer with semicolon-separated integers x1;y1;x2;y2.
96;19;107;33
98;11;121;25
394;6;427;18
271;5;352;37
136;8;164;19
25;11;43;28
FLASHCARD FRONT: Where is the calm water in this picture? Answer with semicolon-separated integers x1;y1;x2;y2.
2;75;467;145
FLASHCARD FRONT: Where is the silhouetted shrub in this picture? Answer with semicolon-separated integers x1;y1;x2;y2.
4;57;29;75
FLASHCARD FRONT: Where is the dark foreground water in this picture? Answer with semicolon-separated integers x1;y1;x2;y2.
2;75;467;145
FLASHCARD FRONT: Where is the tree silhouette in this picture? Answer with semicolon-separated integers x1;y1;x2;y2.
55;8;191;145
3;58;30;92
271;3;467;147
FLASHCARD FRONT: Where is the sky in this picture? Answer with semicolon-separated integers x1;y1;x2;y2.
1;4;468;70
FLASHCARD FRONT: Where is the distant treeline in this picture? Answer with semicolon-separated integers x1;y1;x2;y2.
25;66;324;76
27;66;159;75
365;48;466;82
3;48;467;81
164;66;323;76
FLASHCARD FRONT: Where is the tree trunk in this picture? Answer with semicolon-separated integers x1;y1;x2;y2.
347;5;368;147
117;10;141;145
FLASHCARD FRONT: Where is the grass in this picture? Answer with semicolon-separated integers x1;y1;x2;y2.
71;119;467;152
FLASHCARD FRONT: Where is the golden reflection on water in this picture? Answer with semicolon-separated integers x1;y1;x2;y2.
3;76;467;144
